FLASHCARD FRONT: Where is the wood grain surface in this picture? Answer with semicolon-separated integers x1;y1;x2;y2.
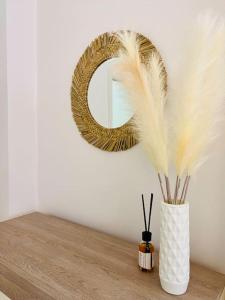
0;213;224;300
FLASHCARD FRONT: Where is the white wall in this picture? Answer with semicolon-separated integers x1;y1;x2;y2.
0;0;9;220
36;0;225;274
6;0;37;216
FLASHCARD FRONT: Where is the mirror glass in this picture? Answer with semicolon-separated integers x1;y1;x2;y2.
88;58;133;128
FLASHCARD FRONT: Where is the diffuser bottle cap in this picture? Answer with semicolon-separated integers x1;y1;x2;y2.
142;231;152;242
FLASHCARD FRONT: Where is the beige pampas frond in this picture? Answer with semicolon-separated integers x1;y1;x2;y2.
115;14;225;204
115;31;169;176
171;13;225;177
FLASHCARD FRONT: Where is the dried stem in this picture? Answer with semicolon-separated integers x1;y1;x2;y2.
174;176;179;204
174;176;178;200
174;176;181;205
177;178;181;202
179;175;188;204
158;173;166;202
182;176;191;203
165;176;171;203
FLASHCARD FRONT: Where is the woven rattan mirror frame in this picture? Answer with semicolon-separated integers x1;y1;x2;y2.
71;32;166;152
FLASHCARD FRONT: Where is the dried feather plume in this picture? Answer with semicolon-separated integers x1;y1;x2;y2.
115;31;169;176
172;13;225;178
114;13;225;204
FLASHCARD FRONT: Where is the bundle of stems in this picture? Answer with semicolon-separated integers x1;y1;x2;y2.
115;13;225;204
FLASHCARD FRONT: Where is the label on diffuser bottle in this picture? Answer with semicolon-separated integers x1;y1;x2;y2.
138;251;154;270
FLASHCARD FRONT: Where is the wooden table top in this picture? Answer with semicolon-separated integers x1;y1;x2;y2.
0;212;224;300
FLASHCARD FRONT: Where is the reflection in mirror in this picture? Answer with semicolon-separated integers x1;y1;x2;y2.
88;58;133;129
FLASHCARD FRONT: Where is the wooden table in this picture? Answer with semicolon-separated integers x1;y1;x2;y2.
0;213;224;299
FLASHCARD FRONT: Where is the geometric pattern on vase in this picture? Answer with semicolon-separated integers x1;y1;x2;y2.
159;202;190;285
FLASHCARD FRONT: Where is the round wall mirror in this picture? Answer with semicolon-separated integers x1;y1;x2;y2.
71;31;167;152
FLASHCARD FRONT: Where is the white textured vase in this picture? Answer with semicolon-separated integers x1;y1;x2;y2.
159;202;190;295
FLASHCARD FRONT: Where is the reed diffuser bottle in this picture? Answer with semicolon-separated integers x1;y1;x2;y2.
138;194;154;271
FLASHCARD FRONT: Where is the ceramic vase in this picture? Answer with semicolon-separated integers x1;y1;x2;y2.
159;201;190;295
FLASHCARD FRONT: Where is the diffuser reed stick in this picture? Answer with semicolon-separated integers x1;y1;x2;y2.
148;193;153;232
141;194;153;232
142;194;147;231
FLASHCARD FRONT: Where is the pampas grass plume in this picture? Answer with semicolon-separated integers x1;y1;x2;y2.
171;13;225;177
115;31;169;176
